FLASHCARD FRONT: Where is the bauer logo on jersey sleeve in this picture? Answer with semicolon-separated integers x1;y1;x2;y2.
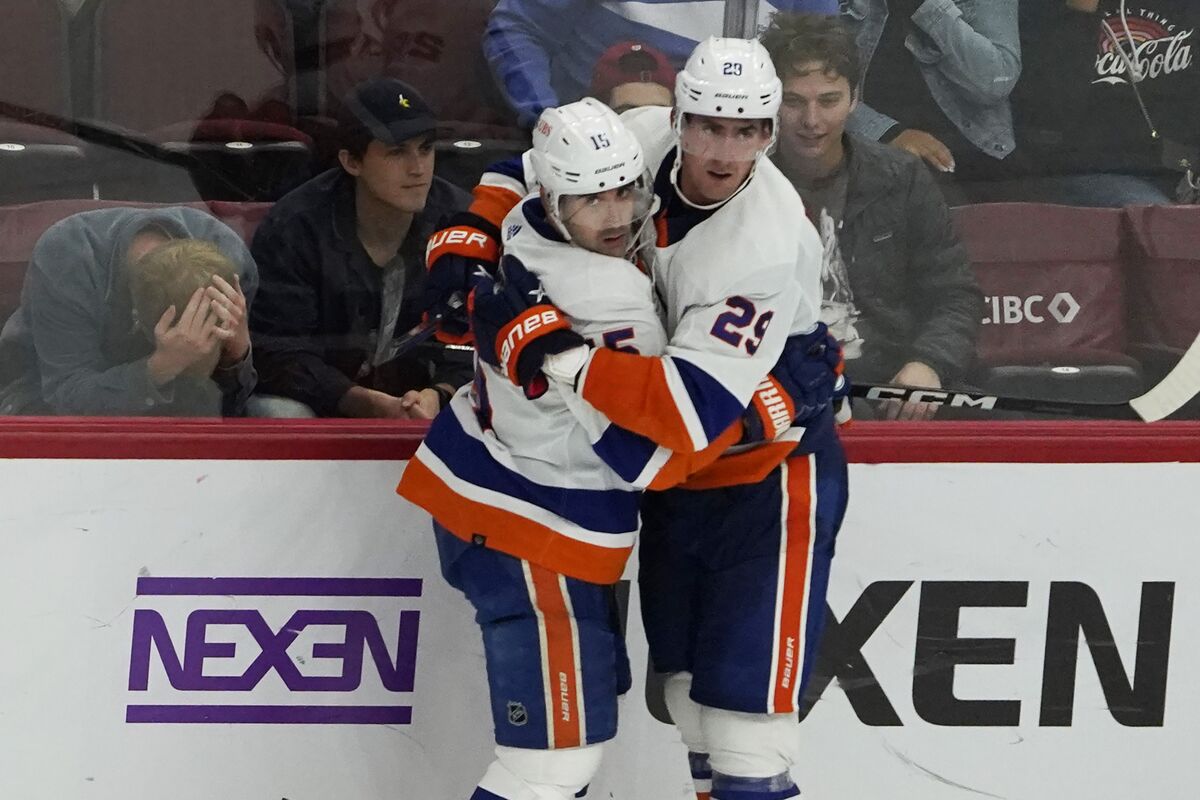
125;577;423;724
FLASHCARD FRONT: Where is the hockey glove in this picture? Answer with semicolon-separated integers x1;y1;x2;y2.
740;323;846;443
422;211;501;344
470;258;586;399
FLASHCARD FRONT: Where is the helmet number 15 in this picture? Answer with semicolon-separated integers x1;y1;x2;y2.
590;133;611;150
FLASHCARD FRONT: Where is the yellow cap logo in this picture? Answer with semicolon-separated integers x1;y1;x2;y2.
398;94;411;109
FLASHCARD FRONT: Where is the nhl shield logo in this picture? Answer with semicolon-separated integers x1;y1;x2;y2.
507;701;528;726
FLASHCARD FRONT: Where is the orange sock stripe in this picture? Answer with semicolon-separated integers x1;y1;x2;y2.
396;457;632;584
470;184;523;229
772;455;814;713
528;565;583;749
581;348;696;453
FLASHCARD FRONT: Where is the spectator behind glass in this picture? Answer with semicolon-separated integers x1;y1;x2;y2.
1013;0;1197;207
589;41;676;114
0;208;257;417
248;78;472;419
763;12;981;420
841;0;1021;197
485;0;838;127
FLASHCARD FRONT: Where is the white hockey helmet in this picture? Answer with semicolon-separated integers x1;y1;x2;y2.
530;98;655;255
669;38;781;209
674;37;781;148
531;98;645;198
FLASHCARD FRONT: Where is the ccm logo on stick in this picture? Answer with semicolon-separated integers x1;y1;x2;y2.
865;386;998;410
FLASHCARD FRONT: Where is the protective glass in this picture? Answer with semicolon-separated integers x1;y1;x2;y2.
678;115;772;162
557;176;656;258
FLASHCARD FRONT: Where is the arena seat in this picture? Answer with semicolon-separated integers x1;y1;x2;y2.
0;199;273;326
952;203;1143;404
78;0;310;201
0;0;94;202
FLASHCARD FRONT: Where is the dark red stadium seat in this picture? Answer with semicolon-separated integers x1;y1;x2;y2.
81;0;310;200
0;200;272;326
206;201;274;243
1124;205;1200;353
952;203;1143;403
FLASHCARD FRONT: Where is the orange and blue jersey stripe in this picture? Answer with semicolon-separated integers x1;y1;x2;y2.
398;406;642;584
579;347;746;454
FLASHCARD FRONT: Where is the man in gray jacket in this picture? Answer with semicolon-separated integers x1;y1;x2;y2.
0;206;258;416
763;12;981;419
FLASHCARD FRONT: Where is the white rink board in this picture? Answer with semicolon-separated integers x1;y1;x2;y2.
0;458;1196;799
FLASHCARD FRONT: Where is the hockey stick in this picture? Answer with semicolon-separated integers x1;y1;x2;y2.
379;294;470;362
852;332;1200;421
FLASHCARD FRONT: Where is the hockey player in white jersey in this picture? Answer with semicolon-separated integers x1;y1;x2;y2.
399;99;744;800
443;38;851;800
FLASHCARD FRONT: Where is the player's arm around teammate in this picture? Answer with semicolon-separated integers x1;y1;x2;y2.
469;39;850;800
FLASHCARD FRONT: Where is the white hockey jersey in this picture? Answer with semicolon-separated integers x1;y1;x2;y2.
573;106;823;462
399;196;724;584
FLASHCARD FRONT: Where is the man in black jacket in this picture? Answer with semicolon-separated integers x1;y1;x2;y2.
249;78;472;418
763;13;981;419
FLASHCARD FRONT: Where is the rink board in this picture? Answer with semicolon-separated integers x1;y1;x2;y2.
0;425;1197;799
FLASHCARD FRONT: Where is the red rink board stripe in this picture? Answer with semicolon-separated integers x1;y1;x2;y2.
1;420;1200;462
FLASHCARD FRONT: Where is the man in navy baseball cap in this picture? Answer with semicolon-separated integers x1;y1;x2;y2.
338;77;440;148
246;77;473;420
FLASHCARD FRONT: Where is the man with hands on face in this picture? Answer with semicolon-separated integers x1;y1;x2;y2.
0;207;258;416
764;13;981;419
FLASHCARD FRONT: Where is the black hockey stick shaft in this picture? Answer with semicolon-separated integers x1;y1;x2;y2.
850;383;1142;420
383;293;469;362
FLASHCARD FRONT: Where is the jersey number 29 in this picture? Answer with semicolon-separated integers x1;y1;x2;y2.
711;296;773;355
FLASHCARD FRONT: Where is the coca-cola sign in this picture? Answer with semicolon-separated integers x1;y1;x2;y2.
1093;9;1194;85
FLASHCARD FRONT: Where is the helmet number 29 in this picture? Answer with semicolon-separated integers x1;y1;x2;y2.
722;62;743;76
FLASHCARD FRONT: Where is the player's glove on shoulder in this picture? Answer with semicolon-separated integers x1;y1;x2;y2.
741;322;847;443
471;257;587;399
422;211;501;344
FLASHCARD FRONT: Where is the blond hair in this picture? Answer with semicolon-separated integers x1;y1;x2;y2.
128;239;238;328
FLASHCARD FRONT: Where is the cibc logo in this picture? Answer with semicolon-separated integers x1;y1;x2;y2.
127;577;421;724
982;293;1081;325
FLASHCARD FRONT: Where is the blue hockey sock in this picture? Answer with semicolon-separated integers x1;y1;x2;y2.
689;751;714;799
710;771;800;800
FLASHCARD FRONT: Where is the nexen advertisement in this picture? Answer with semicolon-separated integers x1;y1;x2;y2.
126;577;422;725
1;459;1197;799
